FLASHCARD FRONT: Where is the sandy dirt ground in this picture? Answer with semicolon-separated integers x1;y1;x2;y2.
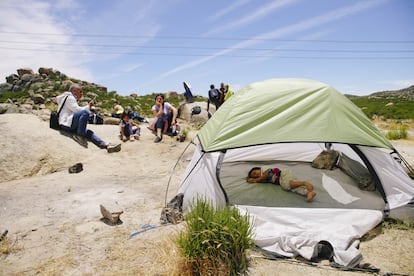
0;114;413;276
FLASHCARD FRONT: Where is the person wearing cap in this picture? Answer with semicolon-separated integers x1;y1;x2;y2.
56;83;121;153
111;101;124;118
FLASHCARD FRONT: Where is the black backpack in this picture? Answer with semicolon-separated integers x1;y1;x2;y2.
191;106;201;116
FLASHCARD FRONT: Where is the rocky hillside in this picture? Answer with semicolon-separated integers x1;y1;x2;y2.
368;85;414;100
0;67;413;120
0;67;191;120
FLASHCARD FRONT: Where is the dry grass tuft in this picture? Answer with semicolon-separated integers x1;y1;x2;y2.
0;237;20;255
33;255;78;275
93;226;189;275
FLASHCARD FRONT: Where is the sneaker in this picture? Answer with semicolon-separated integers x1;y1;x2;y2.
73;134;88;148
154;136;162;143
107;143;121;153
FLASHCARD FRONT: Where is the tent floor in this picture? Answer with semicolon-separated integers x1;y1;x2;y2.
220;161;385;210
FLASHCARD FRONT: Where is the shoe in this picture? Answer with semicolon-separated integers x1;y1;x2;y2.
107;143;121;153
154;136;162;143
68;162;83;173
73;134;88;148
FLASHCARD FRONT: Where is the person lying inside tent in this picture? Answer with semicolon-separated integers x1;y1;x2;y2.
247;167;317;202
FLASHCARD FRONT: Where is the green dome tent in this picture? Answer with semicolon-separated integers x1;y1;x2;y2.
199;78;392;151
174;78;414;269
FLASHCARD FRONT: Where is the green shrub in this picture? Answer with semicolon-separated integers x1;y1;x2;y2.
385;124;408;140
176;198;254;275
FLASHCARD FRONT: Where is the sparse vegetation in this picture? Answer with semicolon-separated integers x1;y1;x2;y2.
0;237;19;256
382;217;414;230
176;198;254;275
385;123;408;140
349;96;414;120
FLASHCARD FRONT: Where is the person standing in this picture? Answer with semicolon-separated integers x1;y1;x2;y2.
57;83;121;153
207;84;224;112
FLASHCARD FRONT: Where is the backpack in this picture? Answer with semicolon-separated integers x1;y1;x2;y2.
191;106;201;116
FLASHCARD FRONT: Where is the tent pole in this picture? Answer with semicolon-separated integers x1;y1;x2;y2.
163;139;197;207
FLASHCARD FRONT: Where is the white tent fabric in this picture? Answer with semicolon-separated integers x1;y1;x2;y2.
237;206;383;266
179;144;226;211
362;147;414;209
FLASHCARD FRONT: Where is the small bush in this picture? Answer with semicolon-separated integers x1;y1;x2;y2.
385;124;408;140
176;198;254;275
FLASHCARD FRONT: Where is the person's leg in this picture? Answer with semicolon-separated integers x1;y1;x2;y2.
72;110;106;148
167;112;173;133
289;180;313;191
124;123;132;137
289;181;316;202
280;170;316;202
154;118;164;142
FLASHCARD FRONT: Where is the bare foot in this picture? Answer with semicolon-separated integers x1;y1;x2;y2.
307;191;316;202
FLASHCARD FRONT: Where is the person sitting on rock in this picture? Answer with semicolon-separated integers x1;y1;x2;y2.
119;111;140;142
111;101;124;118
57;83;121;153
151;93;178;143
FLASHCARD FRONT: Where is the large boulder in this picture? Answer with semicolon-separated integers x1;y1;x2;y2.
38;67;53;75
178;101;213;123
17;67;34;76
6;74;19;84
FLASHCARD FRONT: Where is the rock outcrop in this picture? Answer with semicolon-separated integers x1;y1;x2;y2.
0;67;108;121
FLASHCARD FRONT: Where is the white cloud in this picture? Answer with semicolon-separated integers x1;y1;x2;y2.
206;0;251;23
203;0;299;37
150;0;390;86
0;0;94;81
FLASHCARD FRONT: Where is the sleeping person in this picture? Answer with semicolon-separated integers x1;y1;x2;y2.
247;167;317;202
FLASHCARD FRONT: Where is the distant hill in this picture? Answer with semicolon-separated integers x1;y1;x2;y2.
344;86;414;100
368;85;414;100
346;86;414;120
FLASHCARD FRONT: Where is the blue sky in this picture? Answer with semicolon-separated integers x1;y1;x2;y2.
0;0;413;97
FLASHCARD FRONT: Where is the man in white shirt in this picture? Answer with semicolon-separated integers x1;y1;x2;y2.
56;83;121;153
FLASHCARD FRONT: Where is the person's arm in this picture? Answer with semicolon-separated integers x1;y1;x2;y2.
247;170;269;183
120;127;127;141
67;95;88;113
152;103;163;118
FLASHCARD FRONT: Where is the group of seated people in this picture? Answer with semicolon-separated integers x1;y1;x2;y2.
59;81;231;147
88;96;179;144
